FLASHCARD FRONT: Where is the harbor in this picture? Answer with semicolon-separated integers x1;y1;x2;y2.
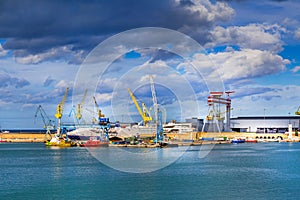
1;131;299;144
3;75;296;148
1;82;300;146
1;142;300;199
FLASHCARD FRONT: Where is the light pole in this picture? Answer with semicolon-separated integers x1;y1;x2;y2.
264;108;266;133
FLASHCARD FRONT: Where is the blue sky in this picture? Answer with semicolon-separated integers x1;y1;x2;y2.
1;0;300;129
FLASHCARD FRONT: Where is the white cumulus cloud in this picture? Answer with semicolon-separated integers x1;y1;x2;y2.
207;23;285;53
291;66;300;73
207;49;290;81
295;28;300;39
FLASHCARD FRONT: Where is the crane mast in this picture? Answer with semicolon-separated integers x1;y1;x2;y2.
295;106;300;115
93;96;109;125
35;105;55;141
127;88;152;126
76;89;88;121
54;87;69;137
149;75;163;143
150;75;158;123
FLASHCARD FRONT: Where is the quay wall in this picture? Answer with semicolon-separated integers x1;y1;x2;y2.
0;131;293;143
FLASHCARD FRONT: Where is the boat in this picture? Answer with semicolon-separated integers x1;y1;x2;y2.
80;137;108;147
163;122;194;134
0;139;7;143
45;137;75;147
245;138;258;143
231;138;245;143
67;127;105;140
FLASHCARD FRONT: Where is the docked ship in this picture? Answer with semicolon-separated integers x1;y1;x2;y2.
45;137;76;147
163;122;194;134
115;124;156;137
79;137;108;147
114;121;194;136
67;127;106;140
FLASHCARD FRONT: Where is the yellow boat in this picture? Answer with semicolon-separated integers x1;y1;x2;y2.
45;137;75;147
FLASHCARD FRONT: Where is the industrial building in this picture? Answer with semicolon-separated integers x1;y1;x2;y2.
230;116;300;133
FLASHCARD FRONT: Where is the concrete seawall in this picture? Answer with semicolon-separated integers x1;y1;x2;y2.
0;132;296;143
1;133;48;142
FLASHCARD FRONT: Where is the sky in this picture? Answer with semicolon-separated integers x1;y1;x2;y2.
1;0;300;129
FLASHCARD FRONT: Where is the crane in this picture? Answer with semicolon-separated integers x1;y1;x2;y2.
150;75;158;123
93;96;109;125
295;106;300;115
34;105;55;141
127;88;152;126
149;75;163;143
54;87;69;137
76;89;88;121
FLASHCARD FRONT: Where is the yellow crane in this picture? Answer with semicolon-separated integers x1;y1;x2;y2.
76;89;88;120
296;106;300;115
93;96;109;125
54;87;69;136
127;88;152;126
93;96;105;119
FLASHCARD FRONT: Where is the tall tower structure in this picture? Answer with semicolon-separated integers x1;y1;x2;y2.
206;91;233;132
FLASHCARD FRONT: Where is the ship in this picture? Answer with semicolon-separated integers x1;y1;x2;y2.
79;137;108;147
163;122;194;134
67;127;106;140
45;136;76;147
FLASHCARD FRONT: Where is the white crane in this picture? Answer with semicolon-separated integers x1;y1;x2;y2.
149;75;163;143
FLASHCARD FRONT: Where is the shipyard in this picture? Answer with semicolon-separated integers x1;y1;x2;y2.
1;83;300;145
1;1;300;199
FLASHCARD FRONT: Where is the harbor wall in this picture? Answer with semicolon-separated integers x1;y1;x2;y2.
1;133;48;142
0;131;292;143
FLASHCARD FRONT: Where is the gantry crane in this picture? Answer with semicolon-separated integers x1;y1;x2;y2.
54;87;69;137
34;105;55;141
127;88;152;126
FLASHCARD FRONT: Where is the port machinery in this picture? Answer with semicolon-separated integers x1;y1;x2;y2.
206;91;234;132
127;75;164;143
127;88;153;126
54;87;69;138
34;105;55;141
295;106;300;115
69;89;88;124
150;75;164;143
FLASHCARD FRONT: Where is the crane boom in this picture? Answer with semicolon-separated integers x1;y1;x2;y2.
149;75;163;143
54;87;69;137
35;105;54;128
150;75;158;122
35;105;55;141
127;88;152;126
93;96;109;125
296;106;300;115
93;96;105;119
55;87;69;119
76;89;88;120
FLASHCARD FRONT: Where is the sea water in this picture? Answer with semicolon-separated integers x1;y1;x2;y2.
0;142;299;199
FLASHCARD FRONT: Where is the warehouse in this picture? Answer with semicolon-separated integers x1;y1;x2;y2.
230;116;300;133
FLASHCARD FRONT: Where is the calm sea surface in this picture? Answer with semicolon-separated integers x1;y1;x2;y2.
1;142;300;200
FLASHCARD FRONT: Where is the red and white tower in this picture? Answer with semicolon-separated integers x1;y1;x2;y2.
206;91;233;132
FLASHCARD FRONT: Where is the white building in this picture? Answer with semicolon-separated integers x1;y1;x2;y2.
230;116;300;133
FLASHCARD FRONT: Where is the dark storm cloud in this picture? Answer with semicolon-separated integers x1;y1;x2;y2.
0;0;233;64
218;0;288;2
